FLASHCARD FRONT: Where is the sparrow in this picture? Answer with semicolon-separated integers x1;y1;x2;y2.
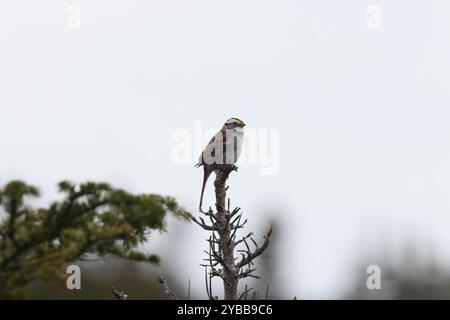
195;118;246;211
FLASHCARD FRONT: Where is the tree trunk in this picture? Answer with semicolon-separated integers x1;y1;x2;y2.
214;168;238;300
192;165;272;300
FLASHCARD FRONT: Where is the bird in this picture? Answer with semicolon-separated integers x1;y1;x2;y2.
195;118;246;212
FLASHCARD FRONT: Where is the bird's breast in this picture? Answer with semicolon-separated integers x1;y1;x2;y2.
226;130;244;163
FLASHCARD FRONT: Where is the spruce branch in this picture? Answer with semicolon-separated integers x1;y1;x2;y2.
0;179;188;299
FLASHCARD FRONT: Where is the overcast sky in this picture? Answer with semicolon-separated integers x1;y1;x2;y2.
1;1;450;298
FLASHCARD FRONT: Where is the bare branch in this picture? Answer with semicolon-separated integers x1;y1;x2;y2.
206;237;220;245
233;232;254;248
229;207;241;218
203;210;218;222
157;276;179;300
187;278;191;300
230;212;242;227
111;286;128;300
205;248;230;271
210;269;225;279
231;218;247;230
237;268;260;280
243;237;251;253
236;226;273;269
204;267;212;299
250;237;258;249
262;285;270;300
193;165;273;300
229;214;242;241
192;216;214;230
239;286;254;300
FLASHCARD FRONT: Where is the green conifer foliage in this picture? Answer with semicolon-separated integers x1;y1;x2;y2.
0;180;190;298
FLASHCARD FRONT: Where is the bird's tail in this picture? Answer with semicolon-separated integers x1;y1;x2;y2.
199;166;212;211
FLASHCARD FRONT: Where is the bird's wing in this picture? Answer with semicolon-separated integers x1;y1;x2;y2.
198;129;225;165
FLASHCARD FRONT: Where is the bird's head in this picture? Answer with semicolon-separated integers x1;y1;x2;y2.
224;118;246;129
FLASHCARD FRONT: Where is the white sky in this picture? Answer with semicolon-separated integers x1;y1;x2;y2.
1;1;450;298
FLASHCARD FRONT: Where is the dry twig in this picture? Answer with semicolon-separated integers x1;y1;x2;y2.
193;165;273;300
157;276;179;300
111;286;128;300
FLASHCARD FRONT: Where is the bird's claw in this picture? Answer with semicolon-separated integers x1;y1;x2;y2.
231;165;238;172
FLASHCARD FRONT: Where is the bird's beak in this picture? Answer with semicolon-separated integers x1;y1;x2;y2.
240;122;246;127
